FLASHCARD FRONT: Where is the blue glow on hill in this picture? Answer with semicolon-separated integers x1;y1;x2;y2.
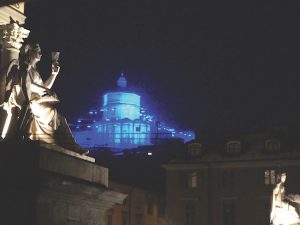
71;73;195;150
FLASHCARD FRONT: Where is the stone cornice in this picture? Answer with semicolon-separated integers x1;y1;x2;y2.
164;158;300;170
0;4;26;25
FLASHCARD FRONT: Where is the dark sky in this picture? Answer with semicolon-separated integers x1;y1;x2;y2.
24;0;300;137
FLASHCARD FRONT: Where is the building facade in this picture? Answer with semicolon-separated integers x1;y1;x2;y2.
164;129;300;225
107;181;166;225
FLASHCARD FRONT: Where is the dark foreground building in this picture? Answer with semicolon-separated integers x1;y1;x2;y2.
164;128;300;225
107;181;166;225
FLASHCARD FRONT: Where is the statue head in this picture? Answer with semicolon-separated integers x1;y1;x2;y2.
276;172;287;184
20;43;42;65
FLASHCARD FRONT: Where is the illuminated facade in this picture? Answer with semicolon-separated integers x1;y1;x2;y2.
98;90;150;146
71;73;195;149
164;129;300;225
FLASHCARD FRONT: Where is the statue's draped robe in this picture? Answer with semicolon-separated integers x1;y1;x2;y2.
25;67;59;143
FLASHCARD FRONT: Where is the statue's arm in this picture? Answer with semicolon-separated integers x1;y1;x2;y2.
43;73;58;89
25;70;53;96
43;64;60;89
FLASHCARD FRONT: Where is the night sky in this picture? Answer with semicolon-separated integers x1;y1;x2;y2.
24;0;300;138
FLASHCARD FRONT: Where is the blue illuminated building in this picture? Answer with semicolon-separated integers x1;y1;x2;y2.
71;73;195;150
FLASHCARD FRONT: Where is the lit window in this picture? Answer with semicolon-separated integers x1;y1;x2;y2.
227;141;241;154
264;170;276;185
265;139;280;153
188;172;197;188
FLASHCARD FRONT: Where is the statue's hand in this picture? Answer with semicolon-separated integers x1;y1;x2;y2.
52;63;60;76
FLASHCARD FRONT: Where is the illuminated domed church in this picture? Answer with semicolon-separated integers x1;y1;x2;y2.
71;73;194;149
98;74;151;147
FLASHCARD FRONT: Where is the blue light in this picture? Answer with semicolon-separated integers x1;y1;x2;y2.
103;94;108;106
72;75;195;149
104;92;140;106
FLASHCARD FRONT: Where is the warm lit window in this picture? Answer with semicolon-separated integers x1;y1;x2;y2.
265;139;280;153
227;141;241;154
188;172;197;188
264;170;276;185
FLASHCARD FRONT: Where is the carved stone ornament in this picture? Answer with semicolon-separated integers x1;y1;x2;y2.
0;22;30;50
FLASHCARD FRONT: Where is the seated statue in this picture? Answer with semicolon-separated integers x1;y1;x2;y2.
270;172;300;225
0;43;88;155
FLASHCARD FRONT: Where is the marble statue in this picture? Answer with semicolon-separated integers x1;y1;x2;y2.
270;172;300;225
0;42;88;155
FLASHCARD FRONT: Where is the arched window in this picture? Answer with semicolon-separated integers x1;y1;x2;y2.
187;143;202;157
265;139;280;153
226;141;241;154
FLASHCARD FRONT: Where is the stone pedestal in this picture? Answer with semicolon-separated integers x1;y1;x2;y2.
0;141;126;225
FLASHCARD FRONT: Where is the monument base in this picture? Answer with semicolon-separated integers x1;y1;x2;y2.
0;140;126;225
